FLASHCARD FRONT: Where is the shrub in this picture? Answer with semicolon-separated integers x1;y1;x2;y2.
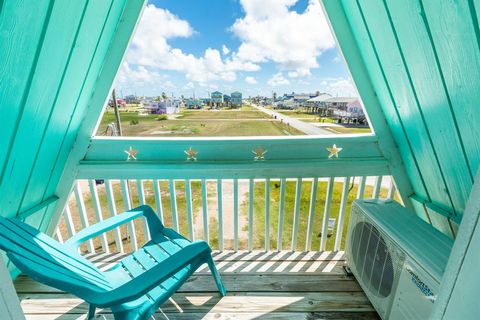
130;119;139;125
156;114;168;121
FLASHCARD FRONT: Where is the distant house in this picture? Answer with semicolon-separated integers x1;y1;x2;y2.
331;98;366;124
125;95;139;104
223;94;231;106
305;94;332;115
144;99;180;115
231;91;242;107
325;97;357;110
274;98;298;109
346;99;364;116
282;92;318;104
186;98;201;109
210;91;223;106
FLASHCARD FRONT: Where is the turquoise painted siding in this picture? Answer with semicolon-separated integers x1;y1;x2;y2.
325;0;480;226
0;0;143;274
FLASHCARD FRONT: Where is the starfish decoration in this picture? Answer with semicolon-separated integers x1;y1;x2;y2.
252;146;267;161
124;146;138;161
326;144;342;159
184;147;198;161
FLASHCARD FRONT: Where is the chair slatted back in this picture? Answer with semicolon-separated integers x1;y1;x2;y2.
0;217;112;295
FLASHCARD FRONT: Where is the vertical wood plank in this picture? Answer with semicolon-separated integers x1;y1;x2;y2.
291;178;303;251
105;180;123;253
17;1;117;228
88;179;109;253
120;180;138;251
387;176;396;200
264;178;271;251
305;178;319;251
63;204;76;238
233;179;239;251
73;181;94;253
277;178;287;251
248;178;254;251
320;178;334;251
201;179;209;243
136;179;150;241
384;0;473;214
354;0;454;212
372;175;383;199
45;0;145;238
335;177;350;251
357;176;366;199
153;179;164;223
217;179;224;251
421;0;480;177
55;227;64;244
185;179;194;241
168;179;179;232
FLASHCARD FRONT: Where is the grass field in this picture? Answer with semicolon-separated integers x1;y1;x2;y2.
243;179;389;251
97;109;303;136
276;110;320;119
323;126;371;134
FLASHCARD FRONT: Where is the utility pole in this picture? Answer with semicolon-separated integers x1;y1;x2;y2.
112;89;122;136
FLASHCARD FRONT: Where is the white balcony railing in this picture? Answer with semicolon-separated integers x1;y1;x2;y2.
54;175;397;255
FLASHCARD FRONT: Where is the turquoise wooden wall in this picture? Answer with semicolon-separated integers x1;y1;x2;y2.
323;0;480;230
0;0;144;274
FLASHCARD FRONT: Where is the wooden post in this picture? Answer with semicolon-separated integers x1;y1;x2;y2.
111;89;122;136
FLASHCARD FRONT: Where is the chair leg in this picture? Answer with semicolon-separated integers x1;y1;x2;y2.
207;255;227;296
87;304;96;320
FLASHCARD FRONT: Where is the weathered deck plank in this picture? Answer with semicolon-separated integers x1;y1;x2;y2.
15;251;379;319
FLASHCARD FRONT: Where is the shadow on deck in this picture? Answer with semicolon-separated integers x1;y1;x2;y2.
14;251;379;319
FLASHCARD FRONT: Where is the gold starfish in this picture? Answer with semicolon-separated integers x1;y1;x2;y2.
326;144;342;159
252;146;267;160
124;146;138;160
184;147;198;161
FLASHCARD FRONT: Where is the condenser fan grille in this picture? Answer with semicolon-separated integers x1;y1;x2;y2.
351;221;394;298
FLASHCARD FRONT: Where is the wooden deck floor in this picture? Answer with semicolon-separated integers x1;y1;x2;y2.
14;251;379;319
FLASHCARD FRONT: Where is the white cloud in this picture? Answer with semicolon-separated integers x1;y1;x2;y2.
231;0;335;77
321;78;357;97
268;73;290;86
120;4;260;87
222;45;230;55
245;76;257;84
333;56;342;63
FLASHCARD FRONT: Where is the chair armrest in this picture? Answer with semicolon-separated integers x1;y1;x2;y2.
65;205;164;249
92;241;211;307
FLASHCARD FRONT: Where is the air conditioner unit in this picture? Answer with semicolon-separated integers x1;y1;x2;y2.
346;199;453;320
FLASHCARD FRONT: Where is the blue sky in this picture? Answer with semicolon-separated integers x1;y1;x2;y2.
116;0;356;98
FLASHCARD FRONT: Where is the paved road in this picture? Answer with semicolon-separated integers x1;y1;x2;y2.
251;104;333;135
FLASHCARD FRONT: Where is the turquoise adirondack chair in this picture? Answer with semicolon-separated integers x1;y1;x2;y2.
0;205;226;320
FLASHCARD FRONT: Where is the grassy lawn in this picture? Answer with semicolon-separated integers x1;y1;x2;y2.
276;110;320;119
323;126;371;134
97;111;303;136
179;107;269;119
242;179;389;251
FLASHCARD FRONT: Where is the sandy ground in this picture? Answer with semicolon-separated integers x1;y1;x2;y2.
193;180;249;240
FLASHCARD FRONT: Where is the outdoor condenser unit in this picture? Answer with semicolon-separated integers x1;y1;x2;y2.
345;199;453;319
